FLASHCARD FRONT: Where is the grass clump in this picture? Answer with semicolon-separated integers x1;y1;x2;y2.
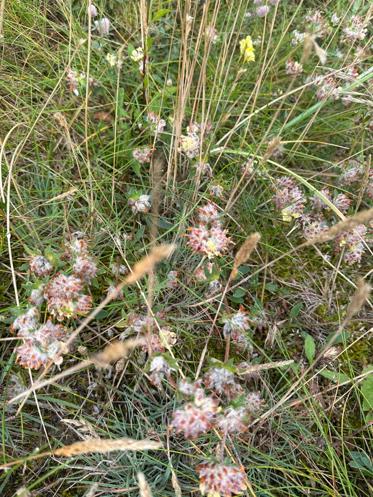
1;1;372;496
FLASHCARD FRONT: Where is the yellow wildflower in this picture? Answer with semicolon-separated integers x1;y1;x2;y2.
239;35;255;63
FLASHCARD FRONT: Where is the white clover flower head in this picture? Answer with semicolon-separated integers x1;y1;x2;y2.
203;367;243;398
209;183;224;198
94;17;111;36
223;310;250;336
285;60;303;76
11;307;40;336
29;286;45;307
256;5;270;17
132;146;153;163
217;406;248;434
147;112;166;134
73;256;97;283
131;47;144;62
128;193;151;213
246;391;264;413
29;255;53;277
88;4;98;17
179;133;200;159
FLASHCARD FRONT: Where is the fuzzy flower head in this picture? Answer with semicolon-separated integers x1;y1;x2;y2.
130;47;144;62
273;177;305;221
197;462;248;497
94;17;110;36
44;274;92;320
170;395;219;439
149;355;174;387
128;193;151;213
133;146;153;164
187;224;232;258
203;367;243;399
15;320;66;370
146;112;166;134
223;310;250;336
342;16;367;42
88;4;98;17
29;255;53;278
256;5;270;17
217;406;248;434
286;60;303;76
73;256;97;283
239;35;255;63
197;202;220;225
11;307;39;336
179;133;200;159
335;224;367;265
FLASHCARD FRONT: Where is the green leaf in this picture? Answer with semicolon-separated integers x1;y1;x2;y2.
303;333;316;363
232;287;247;298
349;450;373;476
153;8;171;22
290;303;303;319
319;369;349;384
360;366;373;411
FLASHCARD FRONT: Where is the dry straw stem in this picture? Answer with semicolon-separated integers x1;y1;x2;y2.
344;278;371;324
124;244;176;284
137;472;153;497
231;232;261;279
0;437;162;469
93;338;146;368
305;208;373;245
53;437;162;457
237;359;294;376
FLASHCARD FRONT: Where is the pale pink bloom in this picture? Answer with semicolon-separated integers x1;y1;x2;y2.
94;17;111;36
197;462;248;497
29;255;53;277
286;60;303;76
203;367;243;399
73;256;97;283
88;4;98;17
132;146;153;163
170;396;218;439
333;193;351;213
256;5;270;17
128;194;151;213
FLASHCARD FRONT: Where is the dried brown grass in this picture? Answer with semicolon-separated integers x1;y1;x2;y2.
231;232;261;279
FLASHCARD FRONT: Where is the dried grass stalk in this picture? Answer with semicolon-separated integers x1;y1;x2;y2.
92;338;145;368
305;208;373;245
125;244;176;284
137;472;153;497
231;233;261;279
237;359;294;376
263;137;282;161
54;437;162;457
345;278;371;323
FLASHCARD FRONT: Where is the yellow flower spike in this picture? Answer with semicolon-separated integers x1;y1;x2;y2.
239;35;255;63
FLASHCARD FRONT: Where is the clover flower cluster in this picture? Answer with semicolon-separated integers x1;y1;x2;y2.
222;310;251;351
170;367;263;440
132;146;153;164
273;177;305;222
179;121;212;159
335;225;368;265
11;238;97;369
146;112;166;134
197;462;248;497
128;192;151;213
272;162;371;265
187;202;233;258
342;15;367;42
